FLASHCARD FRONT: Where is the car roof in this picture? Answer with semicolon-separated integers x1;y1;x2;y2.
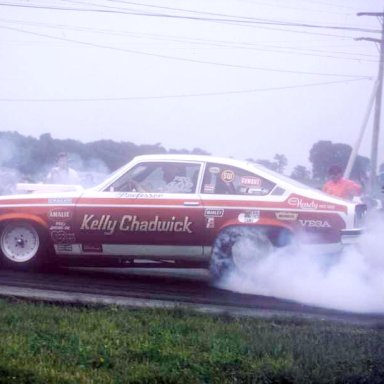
132;153;251;168
129;154;297;188
131;154;291;181
130;154;337;198
94;153;353;205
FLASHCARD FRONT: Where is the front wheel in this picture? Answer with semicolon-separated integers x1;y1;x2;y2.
0;221;47;269
210;227;275;282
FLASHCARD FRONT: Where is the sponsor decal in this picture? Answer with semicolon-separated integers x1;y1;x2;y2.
221;169;235;182
137;193;163;199
48;198;73;205
117;192;138;198
287;197;318;210
49;223;71;231
275;212;298;221
117;192;164;199
288;197;337;210
48;209;72;220
238;210;260;224
206;217;215;229
82;244;103;253
80;214;193;235
247;187;269;195
51;231;76;244
203;184;215;193
204;208;224;217
299;220;331;228
209;167;220;174
319;203;336;210
240;176;262;186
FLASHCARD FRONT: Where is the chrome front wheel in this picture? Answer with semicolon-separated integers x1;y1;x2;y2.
0;222;43;268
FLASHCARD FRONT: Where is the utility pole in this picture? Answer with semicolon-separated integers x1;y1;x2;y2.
357;12;384;194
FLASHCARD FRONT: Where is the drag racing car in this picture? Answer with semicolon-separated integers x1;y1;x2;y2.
0;154;366;280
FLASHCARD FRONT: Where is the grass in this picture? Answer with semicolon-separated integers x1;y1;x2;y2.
0;298;383;383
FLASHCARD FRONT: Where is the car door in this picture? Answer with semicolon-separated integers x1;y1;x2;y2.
70;160;206;261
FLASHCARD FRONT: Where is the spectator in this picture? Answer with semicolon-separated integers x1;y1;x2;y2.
46;152;80;185
322;165;362;200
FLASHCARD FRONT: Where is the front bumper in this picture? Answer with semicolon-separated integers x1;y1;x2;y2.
341;228;363;244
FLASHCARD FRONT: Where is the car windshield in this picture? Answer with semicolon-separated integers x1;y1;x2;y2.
90;163;129;191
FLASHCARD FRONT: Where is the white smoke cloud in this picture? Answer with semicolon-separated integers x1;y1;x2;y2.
0;138;16;166
216;212;384;313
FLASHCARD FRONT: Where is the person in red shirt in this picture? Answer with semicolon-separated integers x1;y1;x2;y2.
322;165;362;200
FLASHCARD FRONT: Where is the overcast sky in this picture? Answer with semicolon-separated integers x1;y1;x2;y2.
1;0;383;172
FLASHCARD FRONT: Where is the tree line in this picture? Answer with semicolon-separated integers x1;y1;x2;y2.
249;140;371;188
0;131;374;189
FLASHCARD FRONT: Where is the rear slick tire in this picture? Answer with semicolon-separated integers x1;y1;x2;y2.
210;227;273;282
0;221;46;270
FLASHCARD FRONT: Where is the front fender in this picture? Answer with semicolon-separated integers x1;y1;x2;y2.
0;213;48;229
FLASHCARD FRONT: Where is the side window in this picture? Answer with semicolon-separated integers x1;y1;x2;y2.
202;163;276;196
107;162;201;194
107;164;149;192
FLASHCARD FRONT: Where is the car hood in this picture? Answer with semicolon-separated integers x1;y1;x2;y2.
0;190;84;204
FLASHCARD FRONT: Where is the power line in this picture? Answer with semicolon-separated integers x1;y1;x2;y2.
0;24;371;78
0;17;377;63
89;0;362;27
0;1;376;44
69;0;379;33
234;0;355;14
0;15;372;47
0;77;371;102
301;0;355;10
0;1;380;35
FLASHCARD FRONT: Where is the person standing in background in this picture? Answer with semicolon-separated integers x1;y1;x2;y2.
46;152;80;185
322;165;362;200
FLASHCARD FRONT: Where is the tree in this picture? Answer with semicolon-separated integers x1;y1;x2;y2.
251;153;288;174
291;165;311;181
309;140;369;183
254;159;278;171
273;154;288;174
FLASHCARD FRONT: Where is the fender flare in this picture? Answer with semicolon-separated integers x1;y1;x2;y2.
214;223;293;248
0;213;49;230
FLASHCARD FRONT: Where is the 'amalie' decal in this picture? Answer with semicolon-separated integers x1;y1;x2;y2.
48;208;72;220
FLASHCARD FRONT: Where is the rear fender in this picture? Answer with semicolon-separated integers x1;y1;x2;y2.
215;224;293;248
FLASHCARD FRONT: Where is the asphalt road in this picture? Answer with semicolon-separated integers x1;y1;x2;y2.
0;266;383;325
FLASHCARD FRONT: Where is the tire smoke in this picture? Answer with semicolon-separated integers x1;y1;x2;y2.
216;212;384;313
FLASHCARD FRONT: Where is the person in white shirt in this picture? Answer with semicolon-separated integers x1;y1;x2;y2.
46;152;80;185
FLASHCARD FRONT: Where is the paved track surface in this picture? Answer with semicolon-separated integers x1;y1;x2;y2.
0;267;383;325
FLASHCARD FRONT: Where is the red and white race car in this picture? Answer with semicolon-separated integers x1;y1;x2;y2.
0;154;365;280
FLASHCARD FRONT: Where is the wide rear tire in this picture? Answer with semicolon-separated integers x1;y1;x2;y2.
0;221;47;270
210;227;274;282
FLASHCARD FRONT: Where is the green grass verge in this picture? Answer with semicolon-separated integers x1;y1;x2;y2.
0;298;383;383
